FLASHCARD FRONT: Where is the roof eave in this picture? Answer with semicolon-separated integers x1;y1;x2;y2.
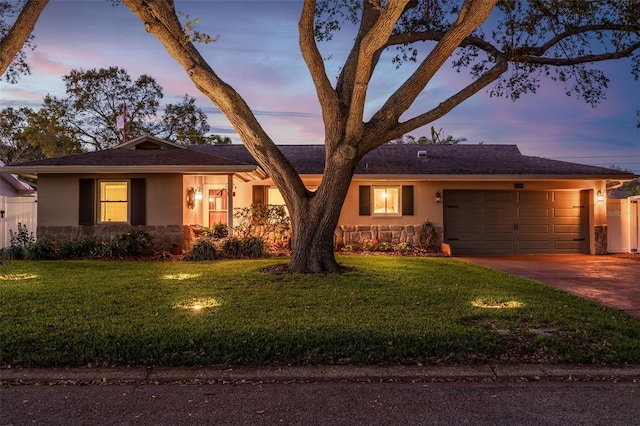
351;173;638;181
0;165;259;175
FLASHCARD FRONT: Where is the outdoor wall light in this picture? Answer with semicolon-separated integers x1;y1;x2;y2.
435;191;442;203
596;190;605;202
187;187;197;209
194;187;203;201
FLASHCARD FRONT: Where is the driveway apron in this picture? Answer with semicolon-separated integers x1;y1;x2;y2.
457;255;640;319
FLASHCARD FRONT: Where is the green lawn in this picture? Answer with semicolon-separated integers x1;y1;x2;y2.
1;255;639;367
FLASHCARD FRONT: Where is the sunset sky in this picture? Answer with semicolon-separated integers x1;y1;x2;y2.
1;0;638;173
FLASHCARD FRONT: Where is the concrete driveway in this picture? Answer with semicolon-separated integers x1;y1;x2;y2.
457;255;640;319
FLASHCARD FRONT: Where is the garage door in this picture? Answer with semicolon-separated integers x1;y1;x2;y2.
444;190;589;254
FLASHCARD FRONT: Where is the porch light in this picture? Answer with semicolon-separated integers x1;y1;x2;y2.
194;187;203;201
596;190;605;202
434;191;442;203
187;187;196;209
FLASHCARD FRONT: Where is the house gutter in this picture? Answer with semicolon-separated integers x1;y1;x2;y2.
351;174;638;181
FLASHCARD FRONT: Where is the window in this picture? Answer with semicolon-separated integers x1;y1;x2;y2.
373;186;400;215
99;181;128;222
79;178;145;226
359;185;414;216
267;187;286;205
252;185;287;206
208;188;228;224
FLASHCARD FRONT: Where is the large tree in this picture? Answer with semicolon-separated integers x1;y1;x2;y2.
2;1;639;272
121;0;639;273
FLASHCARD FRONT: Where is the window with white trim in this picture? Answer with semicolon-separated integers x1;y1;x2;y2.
99;180;128;222
373;186;400;215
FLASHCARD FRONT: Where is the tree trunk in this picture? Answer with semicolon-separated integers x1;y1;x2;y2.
286;153;356;273
288;208;342;274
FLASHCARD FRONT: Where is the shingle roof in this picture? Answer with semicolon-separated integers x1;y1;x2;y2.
195;144;634;177
3;139;634;179
9;145;251;167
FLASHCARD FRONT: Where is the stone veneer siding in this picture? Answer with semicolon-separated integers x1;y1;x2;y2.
334;224;443;248
594;225;607;255
37;224;188;252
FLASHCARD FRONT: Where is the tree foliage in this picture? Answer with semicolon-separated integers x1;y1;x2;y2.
391;127;468;144
60;66;163;150
0;66;231;162
0;106;41;164
158;94;231;145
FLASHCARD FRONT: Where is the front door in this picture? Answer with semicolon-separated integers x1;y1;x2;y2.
207;188;228;227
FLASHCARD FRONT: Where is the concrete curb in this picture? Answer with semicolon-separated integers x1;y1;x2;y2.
2;364;639;386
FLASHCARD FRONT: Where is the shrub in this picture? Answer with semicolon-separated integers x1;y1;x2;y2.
233;204;290;243
1;223;35;260
185;237;219;261
185;236;220;260
1;245;24;260
240;236;266;258
60;237;100;259
360;239;375;251
202;222;228;239
100;229;154;258
395;241;412;253
24;239;58;260
220;236;242;257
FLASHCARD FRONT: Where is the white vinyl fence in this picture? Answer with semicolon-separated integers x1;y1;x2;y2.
0;196;38;249
607;197;639;253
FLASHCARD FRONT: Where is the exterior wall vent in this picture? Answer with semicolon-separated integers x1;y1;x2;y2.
417;150;427;158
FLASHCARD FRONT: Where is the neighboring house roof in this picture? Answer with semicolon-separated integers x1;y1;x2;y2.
1;135;635;181
0;160;36;196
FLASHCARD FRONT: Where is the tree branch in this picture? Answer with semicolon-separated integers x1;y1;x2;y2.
387;30;502;57
522;24;640;57
345;0;409;140
371;0;498;126
122;0;307;200
512;42;640;66
298;0;342;146
0;0;49;77
395;56;508;139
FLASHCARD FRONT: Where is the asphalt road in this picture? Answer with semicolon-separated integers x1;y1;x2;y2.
2;380;639;425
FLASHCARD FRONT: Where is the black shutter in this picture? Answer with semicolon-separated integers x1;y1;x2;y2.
78;178;95;225
130;178;146;226
359;185;371;215
402;185;414;216
252;185;267;205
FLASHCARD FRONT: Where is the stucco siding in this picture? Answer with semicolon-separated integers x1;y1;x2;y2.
37;174;183;226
